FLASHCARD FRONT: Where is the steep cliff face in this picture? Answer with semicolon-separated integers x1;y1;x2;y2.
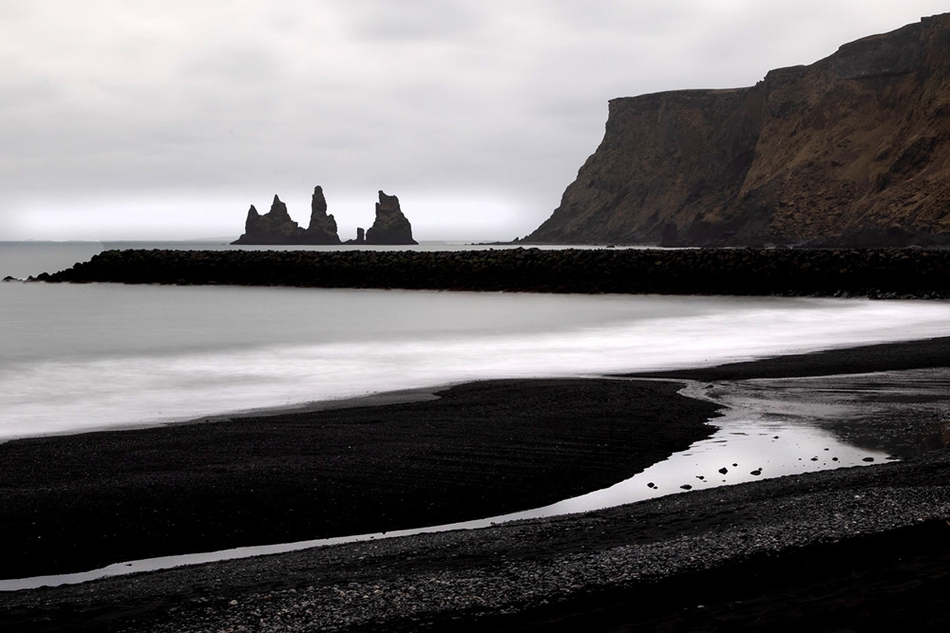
365;191;417;245
527;14;950;246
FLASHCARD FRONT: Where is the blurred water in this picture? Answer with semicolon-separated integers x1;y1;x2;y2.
3;277;950;440
0;241;105;279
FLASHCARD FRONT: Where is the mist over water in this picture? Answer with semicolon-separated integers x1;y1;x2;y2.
3;278;950;441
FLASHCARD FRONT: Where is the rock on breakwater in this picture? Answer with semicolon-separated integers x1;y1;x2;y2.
44;247;950;298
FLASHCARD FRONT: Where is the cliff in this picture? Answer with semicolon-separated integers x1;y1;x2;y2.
526;14;950;247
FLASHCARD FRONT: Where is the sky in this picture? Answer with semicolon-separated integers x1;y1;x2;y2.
2;1;948;242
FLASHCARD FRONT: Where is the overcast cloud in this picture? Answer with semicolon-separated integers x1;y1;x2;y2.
1;1;947;241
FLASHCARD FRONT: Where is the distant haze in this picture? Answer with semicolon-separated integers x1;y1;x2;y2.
1;1;946;241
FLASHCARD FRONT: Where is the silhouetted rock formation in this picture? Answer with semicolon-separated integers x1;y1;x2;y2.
344;227;366;244
232;195;307;245
365;191;417;245
526;13;950;247
232;187;341;245
305;186;342;244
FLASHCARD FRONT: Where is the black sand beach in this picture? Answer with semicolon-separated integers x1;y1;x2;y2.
2;338;950;631
0;380;719;580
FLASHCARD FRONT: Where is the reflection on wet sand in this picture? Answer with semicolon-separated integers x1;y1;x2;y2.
547;369;950;515
711;368;950;460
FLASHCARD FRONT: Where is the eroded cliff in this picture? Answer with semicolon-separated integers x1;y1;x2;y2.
527;14;950;246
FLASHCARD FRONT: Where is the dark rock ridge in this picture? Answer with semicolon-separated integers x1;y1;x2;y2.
45;247;950;298
526;13;950;247
365;190;417;245
232;187;341;245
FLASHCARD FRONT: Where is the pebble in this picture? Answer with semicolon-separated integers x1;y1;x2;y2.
105;449;950;633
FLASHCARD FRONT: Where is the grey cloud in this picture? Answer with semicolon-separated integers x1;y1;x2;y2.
180;43;288;84
2;1;949;240
343;1;484;42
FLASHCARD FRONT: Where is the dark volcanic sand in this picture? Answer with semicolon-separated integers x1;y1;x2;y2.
637;335;950;381
0;379;718;580
2;339;950;631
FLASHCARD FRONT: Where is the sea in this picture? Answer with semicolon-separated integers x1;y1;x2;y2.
3;239;950;442
3;240;950;587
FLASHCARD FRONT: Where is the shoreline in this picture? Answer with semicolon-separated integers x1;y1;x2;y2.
0;379;719;581
2;338;950;630
0;389;447;447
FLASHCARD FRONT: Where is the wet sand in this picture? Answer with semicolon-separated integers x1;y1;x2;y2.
2;338;950;631
0;379;718;580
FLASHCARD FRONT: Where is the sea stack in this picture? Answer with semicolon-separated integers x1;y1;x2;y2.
232;186;342;245
232;195;307;245
344;227;366;244
365;191;418;245
305;186;342;244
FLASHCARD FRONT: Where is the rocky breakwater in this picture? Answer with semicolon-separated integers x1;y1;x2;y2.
45;247;950;298
526;13;950;247
232;186;341;245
